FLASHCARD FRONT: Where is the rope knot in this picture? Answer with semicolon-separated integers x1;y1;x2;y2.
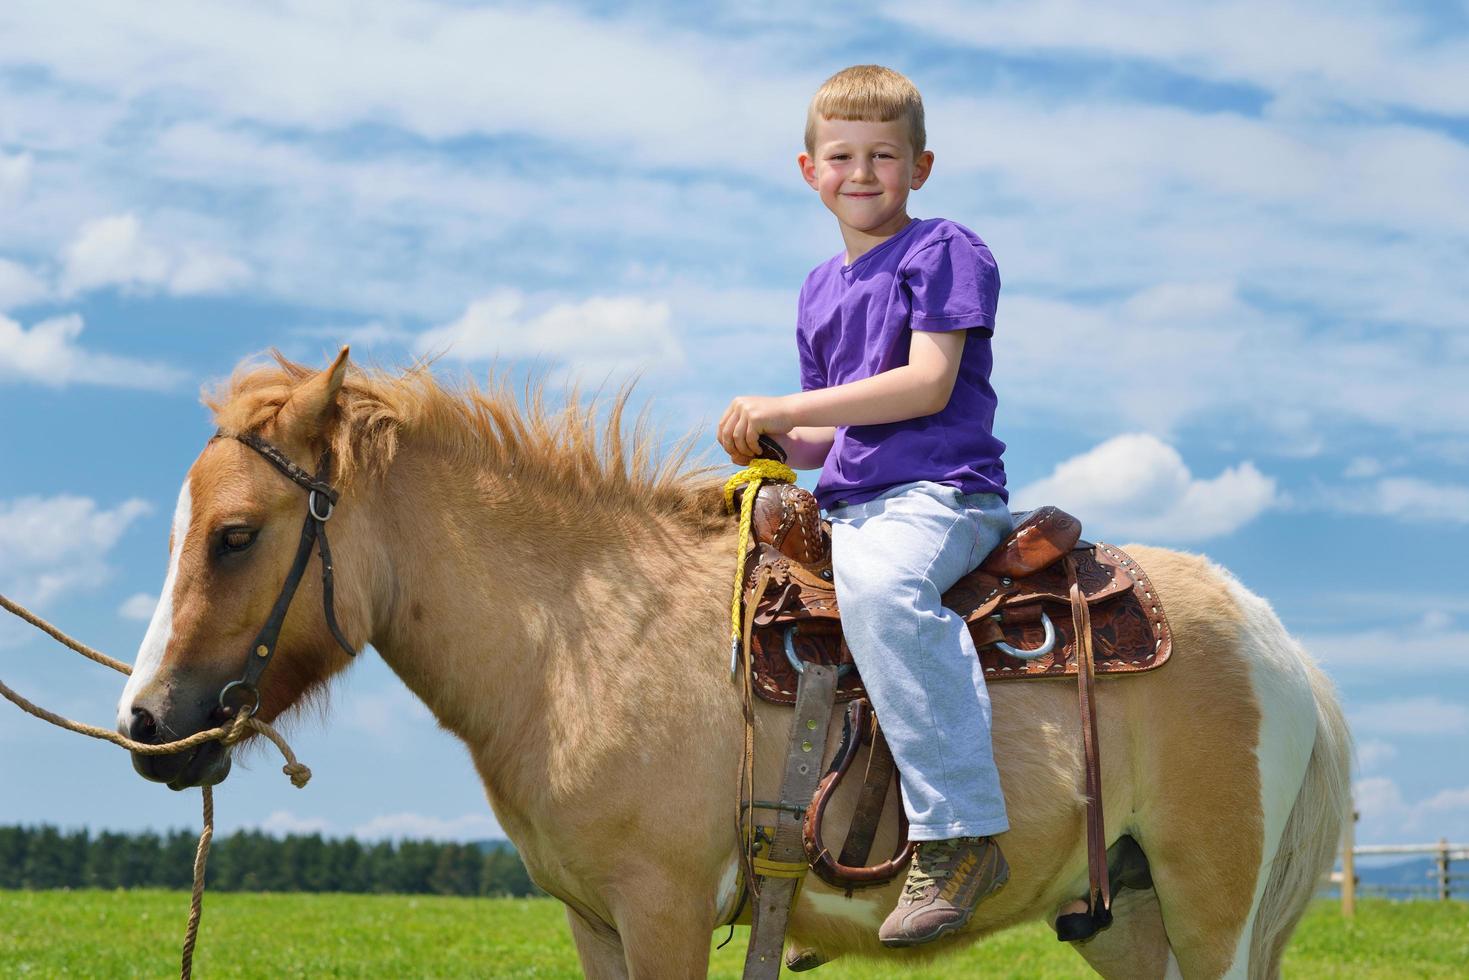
222;711;253;745
722;459;797;514
283;762;312;788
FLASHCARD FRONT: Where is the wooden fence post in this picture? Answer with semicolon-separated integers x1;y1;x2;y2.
1341;802;1356;918
1437;837;1450;901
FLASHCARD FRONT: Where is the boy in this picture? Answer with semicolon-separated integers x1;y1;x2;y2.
716;64;1012;946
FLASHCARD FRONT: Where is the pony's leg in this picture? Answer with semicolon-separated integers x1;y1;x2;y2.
1066;886;1174;980
1130;769;1264;979
566;907;630;980
612;899;716;980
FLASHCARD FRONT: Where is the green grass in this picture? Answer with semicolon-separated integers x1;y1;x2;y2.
1;891;1464;977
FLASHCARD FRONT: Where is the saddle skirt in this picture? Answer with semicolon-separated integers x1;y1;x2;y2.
734;483;1173;706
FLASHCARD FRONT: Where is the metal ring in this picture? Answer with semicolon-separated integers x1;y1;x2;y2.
308;489;334;522
782;625;854;678
217;679;261;717
993;611;1057;661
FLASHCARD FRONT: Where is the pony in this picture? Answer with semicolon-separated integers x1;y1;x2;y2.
116;348;1351;979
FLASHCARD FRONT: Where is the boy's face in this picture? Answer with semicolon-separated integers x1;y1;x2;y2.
799;117;933;240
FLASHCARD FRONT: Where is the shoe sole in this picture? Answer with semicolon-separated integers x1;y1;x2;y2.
878;871;1011;949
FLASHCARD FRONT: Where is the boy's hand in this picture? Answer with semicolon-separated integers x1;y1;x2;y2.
717;395;794;462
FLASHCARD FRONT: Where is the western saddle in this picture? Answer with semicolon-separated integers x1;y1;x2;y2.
728;474;1172;976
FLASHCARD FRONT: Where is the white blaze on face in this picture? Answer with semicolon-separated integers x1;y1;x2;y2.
117;476;192;727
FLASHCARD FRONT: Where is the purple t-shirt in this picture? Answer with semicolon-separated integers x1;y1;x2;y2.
797;217;1007;511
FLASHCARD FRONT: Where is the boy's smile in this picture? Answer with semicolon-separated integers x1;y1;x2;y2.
800;116;934;263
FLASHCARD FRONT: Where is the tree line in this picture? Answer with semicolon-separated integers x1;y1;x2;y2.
0;825;541;897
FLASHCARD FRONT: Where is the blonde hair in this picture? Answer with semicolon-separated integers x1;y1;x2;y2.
804;65;926;155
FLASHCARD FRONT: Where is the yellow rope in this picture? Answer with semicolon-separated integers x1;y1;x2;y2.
0;592;310;979
721;459;796;904
722;459;796;661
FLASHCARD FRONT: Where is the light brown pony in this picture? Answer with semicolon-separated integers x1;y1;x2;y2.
116;349;1351;979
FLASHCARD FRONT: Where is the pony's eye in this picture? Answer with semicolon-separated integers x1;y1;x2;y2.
220;528;257;554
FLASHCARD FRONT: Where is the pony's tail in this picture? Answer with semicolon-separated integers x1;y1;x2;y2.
1248;653;1353;978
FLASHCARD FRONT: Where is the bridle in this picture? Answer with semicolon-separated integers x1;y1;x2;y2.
213;431;356;719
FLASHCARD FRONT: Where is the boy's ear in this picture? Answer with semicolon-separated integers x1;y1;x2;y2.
910;150;934;191
797;152;819;191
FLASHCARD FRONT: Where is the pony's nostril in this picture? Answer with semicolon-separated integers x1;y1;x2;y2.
129;706;159;743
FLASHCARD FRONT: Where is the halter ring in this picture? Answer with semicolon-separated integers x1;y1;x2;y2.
218;679;261;717
308;490;334;522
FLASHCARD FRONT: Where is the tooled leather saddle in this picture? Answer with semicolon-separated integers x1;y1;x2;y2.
731;480;1172;925
735;484;1171;705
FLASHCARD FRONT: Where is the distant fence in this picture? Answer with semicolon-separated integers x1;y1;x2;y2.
1325;803;1467;915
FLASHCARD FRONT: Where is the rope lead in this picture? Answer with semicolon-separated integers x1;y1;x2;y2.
0;592;311;979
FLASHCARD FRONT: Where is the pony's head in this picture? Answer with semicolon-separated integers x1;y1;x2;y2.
116;348;365;789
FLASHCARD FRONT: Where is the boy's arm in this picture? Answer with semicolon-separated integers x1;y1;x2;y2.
788;329;967;428
772;426;836;470
717;329;968;461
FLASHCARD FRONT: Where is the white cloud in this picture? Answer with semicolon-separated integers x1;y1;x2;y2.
1343;457;1382;479
995;285;1469;445
1304;625;1469;676
0;1;800;173
1355;776;1469;844
351;811;505;842
0;313;186;390
298;322;415;349
888;0;1469;117
258;810;333;837
0;258;47;311
340;684;433;737
1343;477;1469;525
1350;697;1469;737
0;151;32;198
167;249;251;295
59;213;249;297
1419;611;1454;633
1012;433;1277;541
1355;739;1397;775
0;494;151;607
117;592;157;621
417;289;684;381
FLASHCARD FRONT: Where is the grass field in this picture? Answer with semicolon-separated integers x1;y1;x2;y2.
1;891;1465;977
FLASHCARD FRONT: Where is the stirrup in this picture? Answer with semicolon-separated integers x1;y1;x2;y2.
1055;903;1113;943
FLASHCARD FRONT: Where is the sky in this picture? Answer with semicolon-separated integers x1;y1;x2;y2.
1;0;1467;851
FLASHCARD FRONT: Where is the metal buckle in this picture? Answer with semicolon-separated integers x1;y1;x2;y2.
308;489;334;522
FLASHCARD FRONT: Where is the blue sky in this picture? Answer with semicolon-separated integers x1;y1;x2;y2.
2;0;1467;848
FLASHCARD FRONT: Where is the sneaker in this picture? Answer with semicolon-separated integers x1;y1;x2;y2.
878;835;1010;947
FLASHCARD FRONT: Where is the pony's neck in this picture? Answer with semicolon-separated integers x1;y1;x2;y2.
363;437;727;835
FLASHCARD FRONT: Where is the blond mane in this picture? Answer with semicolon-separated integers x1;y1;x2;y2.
205;352;731;535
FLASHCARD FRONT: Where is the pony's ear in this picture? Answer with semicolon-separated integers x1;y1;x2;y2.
277;346;350;445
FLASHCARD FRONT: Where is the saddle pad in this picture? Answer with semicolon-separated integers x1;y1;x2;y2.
747;542;1171;705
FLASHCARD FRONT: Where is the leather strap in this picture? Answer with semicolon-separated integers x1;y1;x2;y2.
1065;553;1111;919
743;662;838;980
234;432;339;504
216;432;356;715
836;715;895;870
803;699;914;889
